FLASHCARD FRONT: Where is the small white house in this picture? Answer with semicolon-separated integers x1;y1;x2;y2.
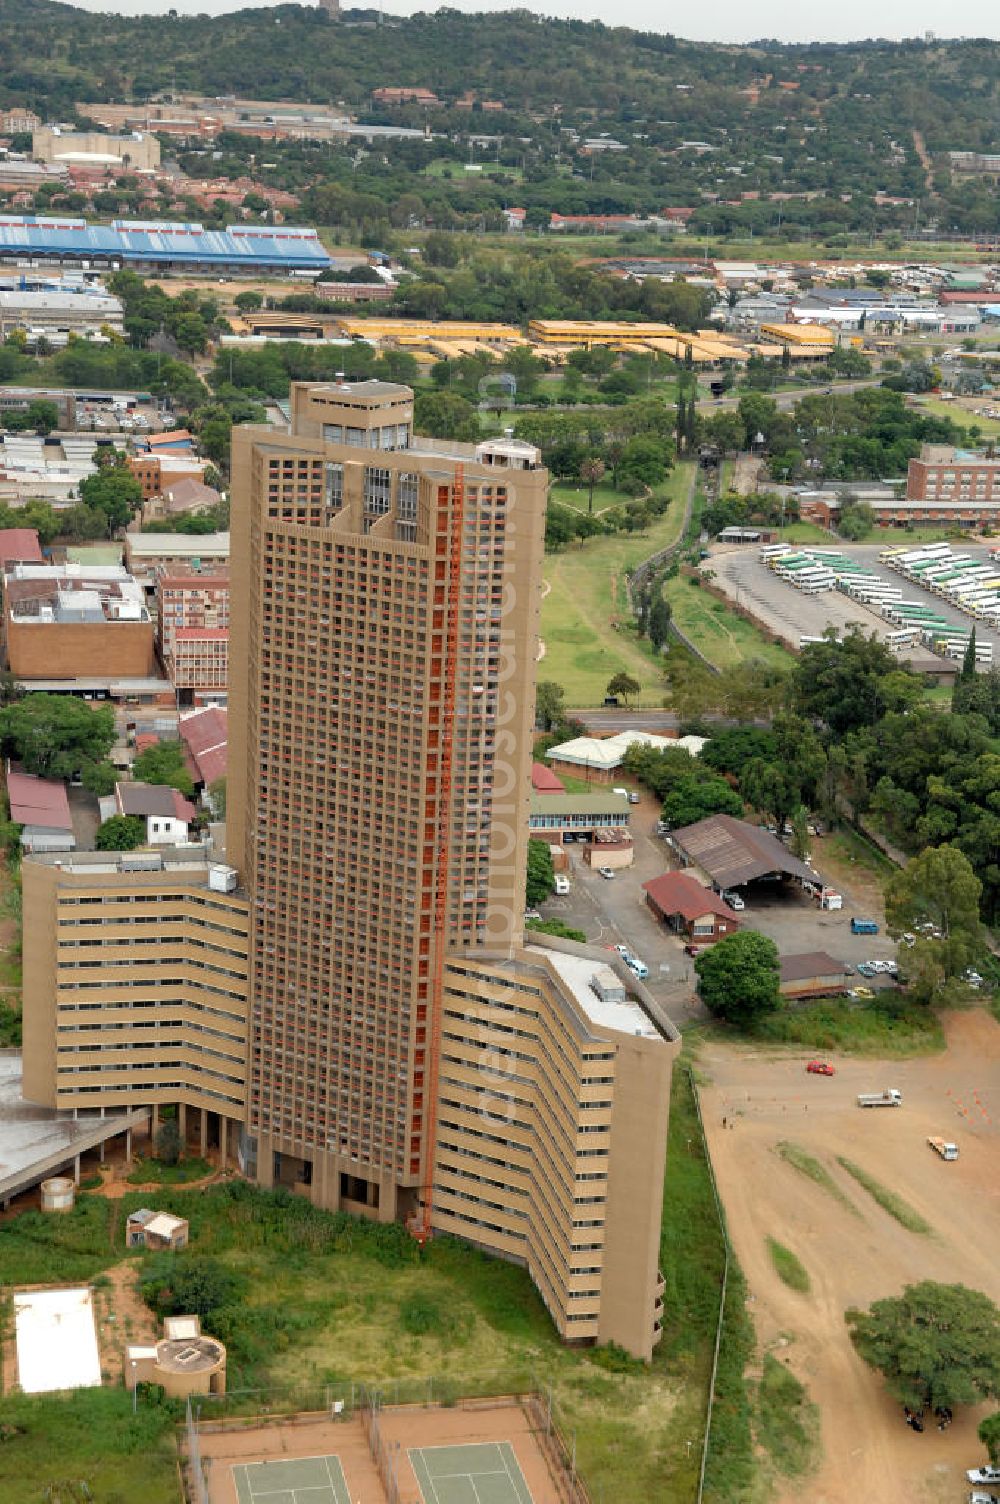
115;781;197;845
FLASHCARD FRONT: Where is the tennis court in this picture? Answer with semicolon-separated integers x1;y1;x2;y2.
232;1453;351;1504
409;1442;535;1504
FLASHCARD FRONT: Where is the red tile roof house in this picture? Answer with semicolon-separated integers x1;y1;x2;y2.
6;767;74;853
642;871;741;945
531;760;565;794
178;706;227;789
0;529;44;569
115;781;197;846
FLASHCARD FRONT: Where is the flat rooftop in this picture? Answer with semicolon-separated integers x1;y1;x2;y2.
0;1052;144;1202
527;945;663;1041
13;1286;101;1394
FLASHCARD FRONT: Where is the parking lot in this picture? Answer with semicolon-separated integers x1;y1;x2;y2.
535;797;899;1026
709;541;1000;665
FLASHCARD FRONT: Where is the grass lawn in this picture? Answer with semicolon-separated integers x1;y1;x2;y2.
541;463;693;705
126;1155;214;1186
776;521;837;544
867;523;964;544
663;575;793;673
821;825;896;878
914;396;1000;438
0;1059;736;1504
550;478;628;515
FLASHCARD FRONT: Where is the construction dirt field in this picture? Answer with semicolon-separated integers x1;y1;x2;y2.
193;1398;565;1504
698;1008;1000;1504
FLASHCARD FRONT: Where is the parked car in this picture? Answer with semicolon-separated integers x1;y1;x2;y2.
901;932;916;947
967;1469;1000;1487
964;968;984;988
857;962;878;977
849;986;875;1000
628;791;641;805
850;917;879;935
524;909;541;921
614;943;631;958
685;942;700;956
722;890;745;911
598;866;615;880
554;875;570;896
626;955;649;979
806;1060;835;1076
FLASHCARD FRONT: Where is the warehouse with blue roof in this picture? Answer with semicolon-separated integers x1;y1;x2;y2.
0;216;332;275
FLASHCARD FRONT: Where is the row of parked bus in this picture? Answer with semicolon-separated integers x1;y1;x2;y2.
760;542;994;665
881;543;1000;632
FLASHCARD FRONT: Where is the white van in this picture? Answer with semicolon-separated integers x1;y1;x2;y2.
612;787;629;798
554;875;570;896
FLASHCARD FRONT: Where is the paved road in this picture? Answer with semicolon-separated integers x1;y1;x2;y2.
709;376;882;412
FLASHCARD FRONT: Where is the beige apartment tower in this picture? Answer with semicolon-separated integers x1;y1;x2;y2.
228;380;547;1219
226;380;677;1358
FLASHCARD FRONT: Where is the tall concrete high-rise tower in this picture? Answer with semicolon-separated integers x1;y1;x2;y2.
227;380;547;1222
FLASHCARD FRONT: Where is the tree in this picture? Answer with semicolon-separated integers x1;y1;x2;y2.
154;1119;182;1167
979;1411;1000;1465
141;1252;244;1321
793;630;908;735
961;629;977;683
0;695;115;782
648;594;672;652
234;291;263;313
535;680;566;732
740;758;799;834
579;455;605;514
132;740;195;797
846;1282;1000;1414
79;457;142;537
526;838;555;906
661;773;743;828
694;931;781;1028
412;390;480;443
884;845;982;1000
606;671;641;706
24;399;59;435
95;815;146;851
838;499;874;540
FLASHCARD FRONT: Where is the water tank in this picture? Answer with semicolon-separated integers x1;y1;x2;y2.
41;1176;75;1213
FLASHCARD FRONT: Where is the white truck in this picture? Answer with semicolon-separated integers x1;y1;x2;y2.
857;1088;902;1108
928;1136;959;1160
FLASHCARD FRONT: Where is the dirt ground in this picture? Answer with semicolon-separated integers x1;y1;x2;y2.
93;1260;159;1384
193;1400;564;1504
697;1008;1000;1504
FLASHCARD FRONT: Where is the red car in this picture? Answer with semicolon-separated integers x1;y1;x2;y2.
806;1060;835;1076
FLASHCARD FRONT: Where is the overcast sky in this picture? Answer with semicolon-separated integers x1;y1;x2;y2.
63;0;1000;46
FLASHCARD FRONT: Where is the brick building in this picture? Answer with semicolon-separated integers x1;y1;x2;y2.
3;563;154;680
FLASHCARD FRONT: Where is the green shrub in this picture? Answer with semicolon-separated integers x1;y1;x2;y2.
756;1354;820;1477
835;1158;932;1234
766;1237;811;1293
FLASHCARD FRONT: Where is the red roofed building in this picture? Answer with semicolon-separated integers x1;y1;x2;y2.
0;529;43;569
642;871;740;945
178;706;227;788
6;768;74;852
531;761;565;794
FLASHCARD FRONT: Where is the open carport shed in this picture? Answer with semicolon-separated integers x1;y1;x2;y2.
667;813;817;891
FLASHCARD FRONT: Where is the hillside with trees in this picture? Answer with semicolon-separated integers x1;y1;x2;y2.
1;2;999;235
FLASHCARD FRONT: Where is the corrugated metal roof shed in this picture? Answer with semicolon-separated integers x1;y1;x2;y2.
0;215;330;271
